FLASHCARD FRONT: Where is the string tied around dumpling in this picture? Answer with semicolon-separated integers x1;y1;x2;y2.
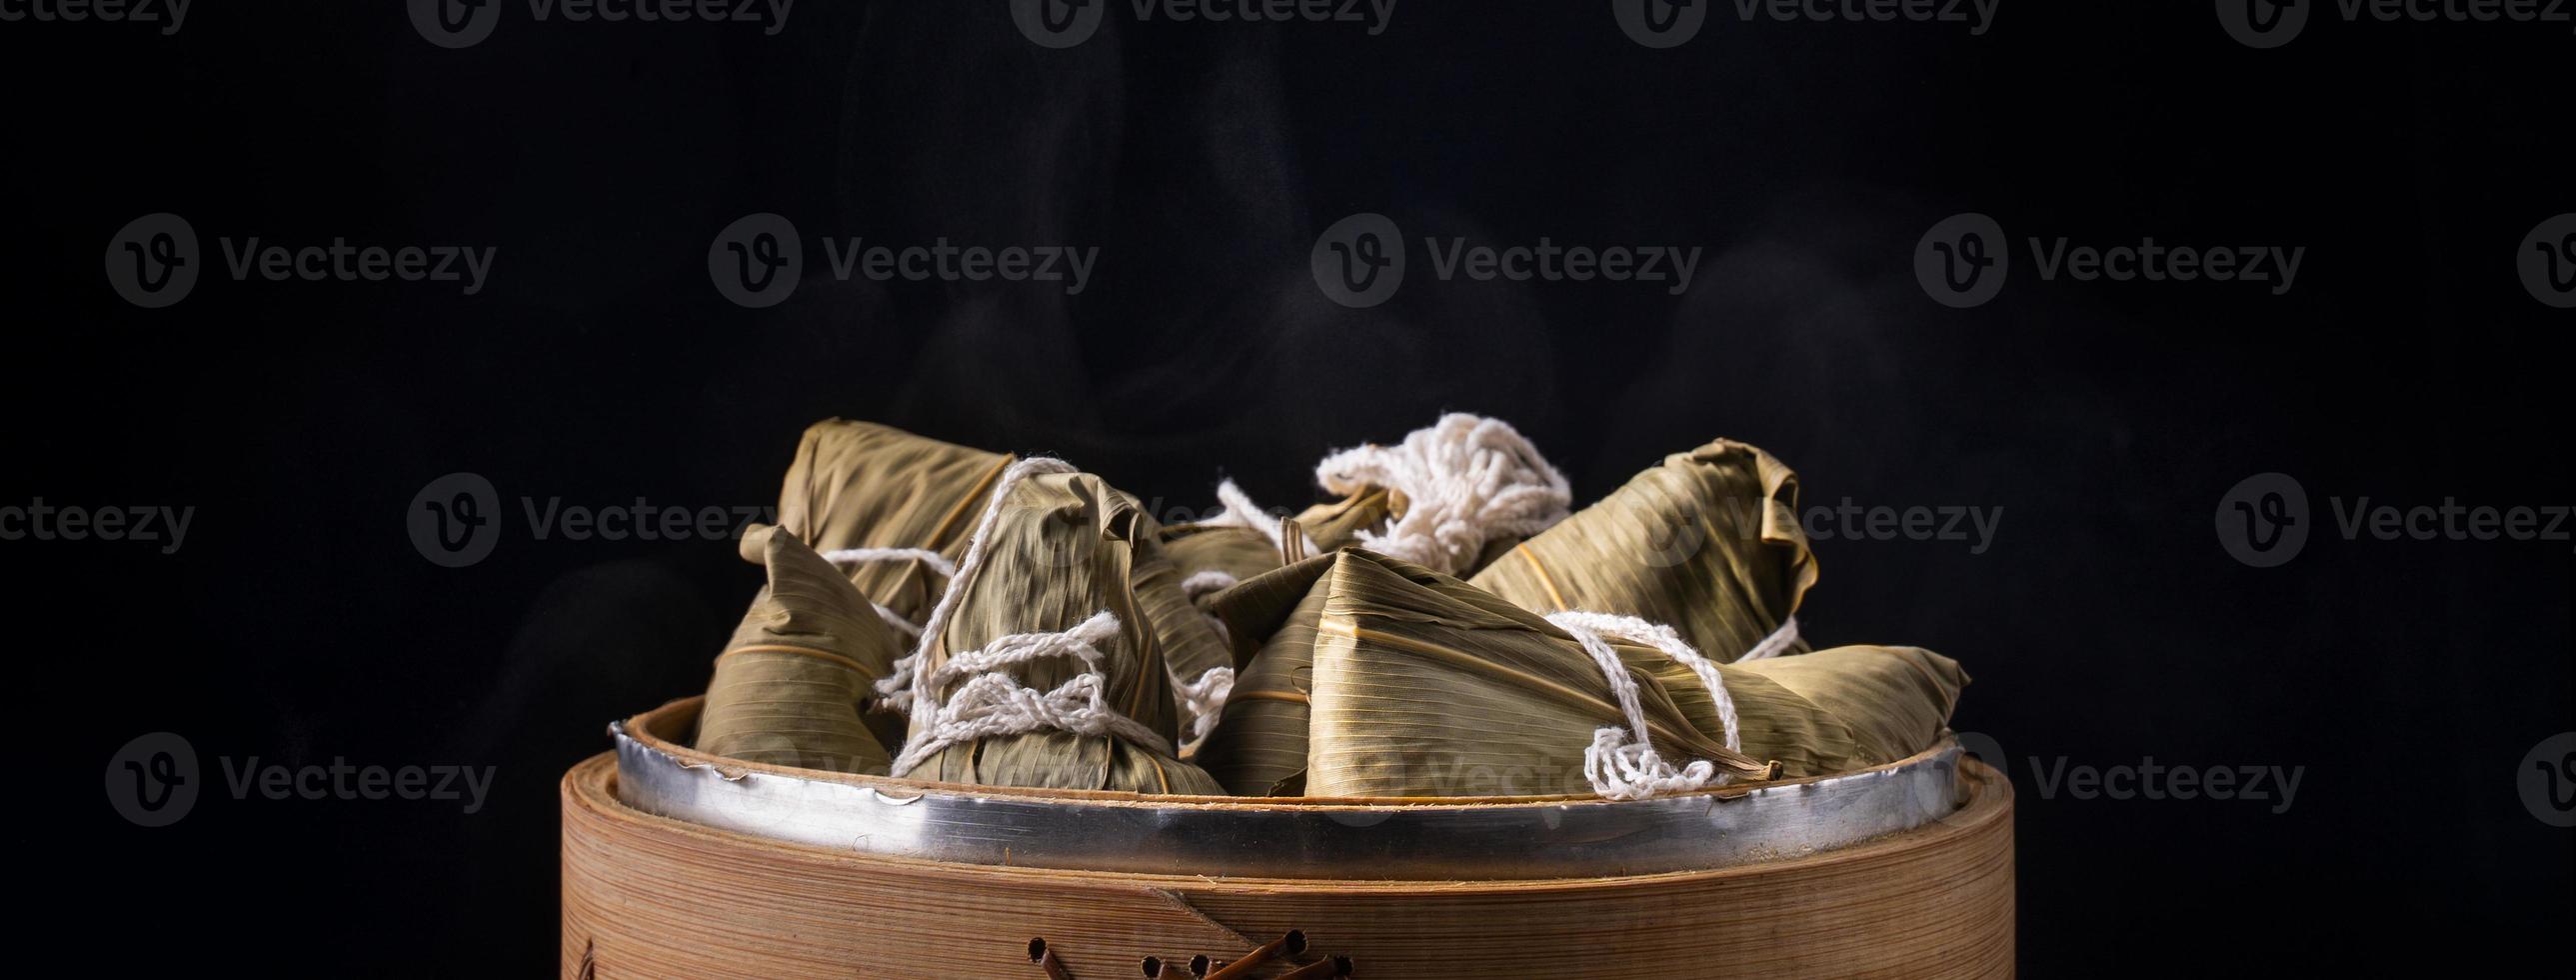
887;610;1175;778
873;457;1078;708
1203;479;1321;562
1739;614;1800;663
823;547;958;639
1171;665;1235;749
1167;569;1242;747
1316;413;1572;575
1547;610;1759;801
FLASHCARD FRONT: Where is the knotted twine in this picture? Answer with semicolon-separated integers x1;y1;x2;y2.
1546;611;1795;801
887;610;1173;777
861;457;1177;778
1316;413;1572;575
1206;413;1573;577
1169;571;1241;747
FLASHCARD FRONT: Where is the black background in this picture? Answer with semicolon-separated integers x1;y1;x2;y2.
11;2;2571;975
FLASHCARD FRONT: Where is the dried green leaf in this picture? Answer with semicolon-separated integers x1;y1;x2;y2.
1471;438;1817;662
695;531;897;774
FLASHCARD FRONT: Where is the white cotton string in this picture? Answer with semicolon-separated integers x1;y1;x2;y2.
1547;611;1730;801
1549;611;1744;754
1739;615;1800;663
1170;665;1236;748
1178;569;1240;647
887;611;1175;777
1315;413;1572;576
1179;570;1240;602
1205;479;1319;559
870;604;923;639
1170;572;1243;743
823;547;959;580
877;457;1078;709
824;549;960;639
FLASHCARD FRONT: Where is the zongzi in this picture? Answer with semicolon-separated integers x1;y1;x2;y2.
1470;438;1817;663
746;419;1016;631
889;459;1226;795
1199;549;1964;798
1198;550;1770;798
694;529;897;774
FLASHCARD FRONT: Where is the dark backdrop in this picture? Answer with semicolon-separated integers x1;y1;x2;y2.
11;2;2570;975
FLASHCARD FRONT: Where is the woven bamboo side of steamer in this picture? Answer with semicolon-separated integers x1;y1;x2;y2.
561;754;2014;978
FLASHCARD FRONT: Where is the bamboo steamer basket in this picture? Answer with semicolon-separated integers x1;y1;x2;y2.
562;698;2014;978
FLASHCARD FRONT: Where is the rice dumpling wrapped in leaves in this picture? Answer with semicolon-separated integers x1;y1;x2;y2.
890;461;1225;795
1198;550;1771;798
745;419;1016;629
694;530;897;774
1470;438;1817;664
1200;550;1965;797
1713;645;1967;779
